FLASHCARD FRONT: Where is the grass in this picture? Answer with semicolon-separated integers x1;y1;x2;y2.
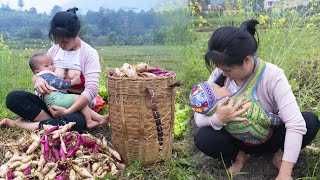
0;9;320;178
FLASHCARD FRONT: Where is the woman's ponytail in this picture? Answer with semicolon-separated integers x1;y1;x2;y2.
240;19;259;36
67;7;79;14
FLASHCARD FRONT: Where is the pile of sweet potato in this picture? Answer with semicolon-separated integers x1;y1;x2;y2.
111;63;174;78
0;122;125;179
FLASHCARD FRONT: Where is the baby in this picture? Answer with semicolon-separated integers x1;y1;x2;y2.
29;53;107;128
190;81;282;145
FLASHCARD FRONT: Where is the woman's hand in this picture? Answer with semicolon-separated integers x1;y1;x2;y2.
275;161;294;180
275;175;293;180
215;97;249;124
48;106;69;118
34;76;51;94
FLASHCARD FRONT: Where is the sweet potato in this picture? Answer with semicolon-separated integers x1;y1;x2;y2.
21;154;34;163
108;147;122;161
16;161;31;171
7;170;13;180
115;162;126;171
135;62;149;72
12;171;23;177
91;162;100;173
66;133;81;158
0;164;8;178
42;162;56;175
109;162;118;175
36;155;46;172
52;122;76;139
114;68;125;77
60;135;67;154
80;135;96;147
23;165;31;175
44;126;59;136
9;161;23;169
95;167;103;176
33;171;44;180
4;151;13;159
52;147;60;163
72;164;93;178
69;169;76;180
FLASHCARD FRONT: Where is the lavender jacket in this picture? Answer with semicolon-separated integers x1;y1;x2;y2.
47;40;101;103
194;61;307;163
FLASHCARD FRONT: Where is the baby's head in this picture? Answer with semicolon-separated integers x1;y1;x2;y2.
190;81;231;114
29;53;55;74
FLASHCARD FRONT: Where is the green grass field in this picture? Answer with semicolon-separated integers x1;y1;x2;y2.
0;19;319;178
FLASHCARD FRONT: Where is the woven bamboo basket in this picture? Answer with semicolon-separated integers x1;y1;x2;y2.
108;72;178;165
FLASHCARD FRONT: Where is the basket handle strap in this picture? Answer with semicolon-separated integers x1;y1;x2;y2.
169;81;181;88
146;86;163;151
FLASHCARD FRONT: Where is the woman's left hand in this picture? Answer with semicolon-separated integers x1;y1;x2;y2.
48;106;69;118
275;174;293;180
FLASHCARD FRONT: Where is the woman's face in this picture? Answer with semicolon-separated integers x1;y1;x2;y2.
56;36;80;51
217;56;254;82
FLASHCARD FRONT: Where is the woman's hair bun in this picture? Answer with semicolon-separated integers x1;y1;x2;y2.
67;7;79;14
240;19;259;36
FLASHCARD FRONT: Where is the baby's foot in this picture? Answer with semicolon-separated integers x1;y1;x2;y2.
0;118;16;128
272;149;283;170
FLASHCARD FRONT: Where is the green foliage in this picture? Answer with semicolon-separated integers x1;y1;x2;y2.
156;8;197;45
98;84;108;100
174;102;192;138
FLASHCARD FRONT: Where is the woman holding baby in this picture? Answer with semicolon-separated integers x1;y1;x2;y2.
193;19;320;180
0;7;107;132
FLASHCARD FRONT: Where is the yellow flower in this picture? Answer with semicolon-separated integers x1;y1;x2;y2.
259;15;269;25
306;23;314;28
290;9;295;15
279;18;286;27
191;9;196;15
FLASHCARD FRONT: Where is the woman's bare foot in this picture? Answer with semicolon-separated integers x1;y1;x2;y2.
228;150;249;176
272;149;283;170
98;114;109;125
0;118;16;128
86;119;100;129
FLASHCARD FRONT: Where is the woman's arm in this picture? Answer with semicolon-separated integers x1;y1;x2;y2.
269;69;307;177
194;69;248;129
80;47;101;103
194;112;224;130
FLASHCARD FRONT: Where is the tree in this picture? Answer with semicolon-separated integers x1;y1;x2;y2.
0;4;12;11
50;5;62;16
18;0;24;10
29;28;44;38
29;7;37;14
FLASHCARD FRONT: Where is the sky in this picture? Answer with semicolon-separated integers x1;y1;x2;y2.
0;0;172;14
0;0;69;13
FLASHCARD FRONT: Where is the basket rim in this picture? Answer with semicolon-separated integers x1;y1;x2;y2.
108;70;176;80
